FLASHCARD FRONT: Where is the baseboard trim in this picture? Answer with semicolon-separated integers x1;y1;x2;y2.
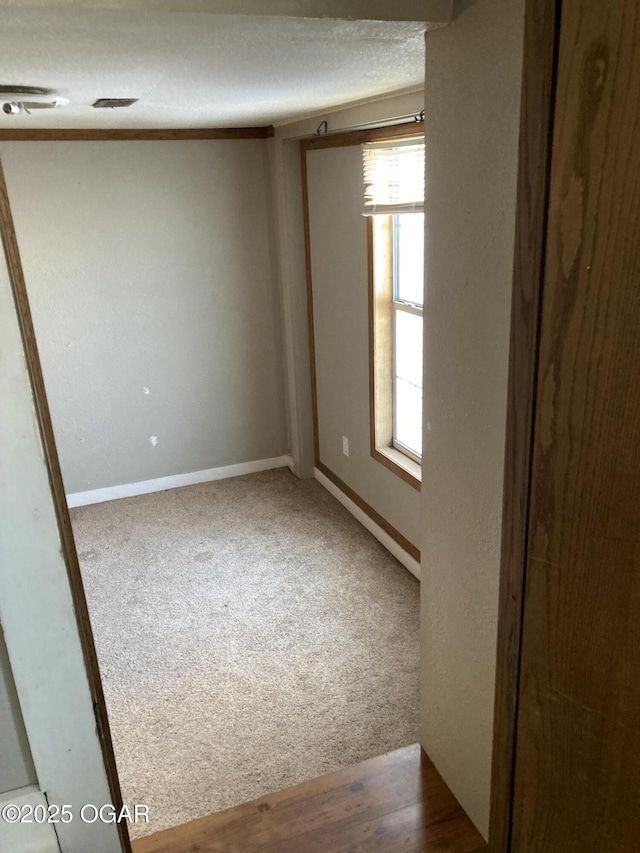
67;455;294;508
314;466;420;580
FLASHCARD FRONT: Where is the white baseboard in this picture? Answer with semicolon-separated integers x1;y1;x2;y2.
314;467;421;580
0;787;60;853
67;455;294;508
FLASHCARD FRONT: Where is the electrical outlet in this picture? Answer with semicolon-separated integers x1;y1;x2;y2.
342;436;349;457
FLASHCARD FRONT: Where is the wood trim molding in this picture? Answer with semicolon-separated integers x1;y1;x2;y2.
368;215;393;453
488;1;560;850
301;120;424;152
303;124;427;471
317;462;420;562
315;467;420;580
0;126;275;141
300;139;320;466
371;448;421;492
301;125;423;563
0;159;131;853
368;214;421;493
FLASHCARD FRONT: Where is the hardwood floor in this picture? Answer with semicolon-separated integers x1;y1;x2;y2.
132;744;486;853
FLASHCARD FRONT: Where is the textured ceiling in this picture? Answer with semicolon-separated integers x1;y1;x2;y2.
0;0;451;22
0;9;425;128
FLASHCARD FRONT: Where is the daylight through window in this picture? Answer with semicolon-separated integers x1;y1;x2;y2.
365;136;425;486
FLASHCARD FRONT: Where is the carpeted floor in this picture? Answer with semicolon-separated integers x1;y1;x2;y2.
71;468;419;839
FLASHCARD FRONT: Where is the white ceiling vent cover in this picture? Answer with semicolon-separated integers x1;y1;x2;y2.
92;98;138;109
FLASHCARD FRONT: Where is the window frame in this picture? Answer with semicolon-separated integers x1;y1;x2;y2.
368;214;422;491
391;211;424;463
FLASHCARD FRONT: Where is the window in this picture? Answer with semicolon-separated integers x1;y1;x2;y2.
392;213;424;462
364;137;424;489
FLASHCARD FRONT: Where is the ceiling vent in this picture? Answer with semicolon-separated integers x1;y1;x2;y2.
92;98;138;109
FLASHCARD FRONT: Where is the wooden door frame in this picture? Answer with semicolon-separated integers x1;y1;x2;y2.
0;160;131;853
488;0;560;849
0;3;561;846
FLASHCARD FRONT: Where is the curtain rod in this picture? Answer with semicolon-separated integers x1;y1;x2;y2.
315;110;424;137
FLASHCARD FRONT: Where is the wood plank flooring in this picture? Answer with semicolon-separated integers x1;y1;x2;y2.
132;744;486;853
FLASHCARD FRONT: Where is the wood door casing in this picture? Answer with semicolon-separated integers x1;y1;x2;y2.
488;0;559;847
511;1;640;850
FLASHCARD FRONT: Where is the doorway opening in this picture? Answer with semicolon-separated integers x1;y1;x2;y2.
0;5;428;845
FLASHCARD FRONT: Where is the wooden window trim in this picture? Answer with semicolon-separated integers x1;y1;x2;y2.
301;120;425;474
301;121;424;560
368;215;421;492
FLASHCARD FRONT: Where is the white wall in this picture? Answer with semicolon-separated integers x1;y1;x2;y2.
0;630;36;795
0;140;288;496
305;144;422;551
419;0;524;838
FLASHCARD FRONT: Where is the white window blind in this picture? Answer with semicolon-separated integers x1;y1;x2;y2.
362;137;425;216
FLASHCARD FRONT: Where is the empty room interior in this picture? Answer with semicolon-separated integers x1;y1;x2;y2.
0;1;525;851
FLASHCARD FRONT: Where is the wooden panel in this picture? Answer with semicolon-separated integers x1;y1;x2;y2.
133;744;486;853
0;161;130;852
0;126;274;141
511;1;640;850
488;0;559;849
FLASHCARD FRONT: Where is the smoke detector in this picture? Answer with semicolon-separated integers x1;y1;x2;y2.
0;85;69;115
92;98;138;109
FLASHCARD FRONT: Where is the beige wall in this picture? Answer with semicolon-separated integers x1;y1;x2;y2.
271;90;427;485
0;234;122;850
419;0;524;838
268;136;316;479
0;140;288;496
0;630;36;795
306;144;422;551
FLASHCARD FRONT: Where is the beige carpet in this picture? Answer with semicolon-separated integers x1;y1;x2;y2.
72;468;419;839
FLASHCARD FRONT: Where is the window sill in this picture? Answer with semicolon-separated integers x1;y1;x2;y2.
372;445;421;491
